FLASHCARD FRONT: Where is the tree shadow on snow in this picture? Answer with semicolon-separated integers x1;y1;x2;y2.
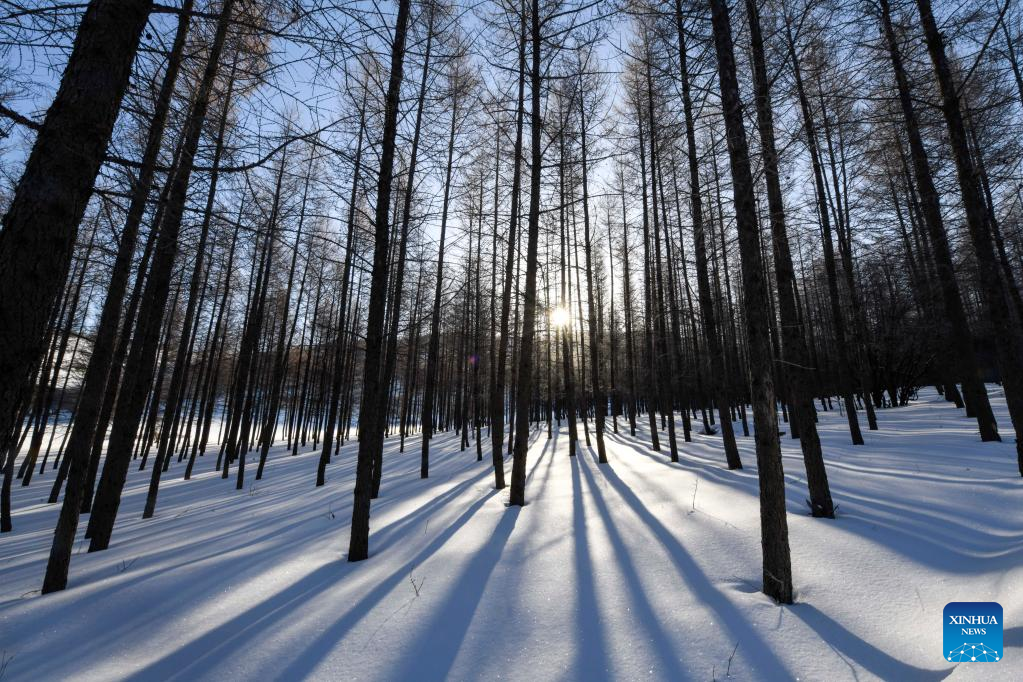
125;486;502;681
379;434;554;681
576;450;707;681
788;603;954;680
384;506;521;681
605;428;1023;575
586;449;792;680
569;453;612;678
1004;626;1023;649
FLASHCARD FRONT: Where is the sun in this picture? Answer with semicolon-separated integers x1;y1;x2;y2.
549;306;572;329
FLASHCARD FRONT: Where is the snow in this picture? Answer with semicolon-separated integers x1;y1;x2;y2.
1;387;1022;681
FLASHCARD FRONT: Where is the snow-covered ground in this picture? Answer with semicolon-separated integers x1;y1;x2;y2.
1;387;1021;681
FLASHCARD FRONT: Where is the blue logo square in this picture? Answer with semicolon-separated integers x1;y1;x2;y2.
943;602;1003;662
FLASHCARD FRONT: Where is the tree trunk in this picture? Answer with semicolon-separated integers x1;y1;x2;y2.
349;0;411;561
0;3;152;509
674;4;741;468
578;73;608;464
747;0;833;517
709;0;793;604
915;0;1023;474
786;24;864;446
318;93;366;486
491;5;528;491
420;87;460;479
85;0;236;554
508;0;542;507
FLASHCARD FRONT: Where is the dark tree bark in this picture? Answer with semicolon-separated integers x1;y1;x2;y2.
256;148;316;480
605;205;619;434
319;94;366;486
709;0;793;604
746;0;833;517
618;171;639;437
144;56;236;516
508;0;542;507
349;0;412;561
36;0;204;589
0;0;152;538
877;0;999;441
915;0;1023;474
373;10;435;495
490;3;528;491
814;87;878;431
420;76;461;479
642;60;679;463
558;131;580;455
785;24;864;446
473;177;486;461
636;104;661;454
223;153;285;489
20;241;91;486
85;0;236;554
674;4;741;468
577;68;608;464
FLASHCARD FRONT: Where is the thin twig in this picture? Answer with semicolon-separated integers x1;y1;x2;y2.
726;641;739;677
0;649;15;680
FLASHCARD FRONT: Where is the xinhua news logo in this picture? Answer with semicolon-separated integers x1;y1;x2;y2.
943;602;1002;663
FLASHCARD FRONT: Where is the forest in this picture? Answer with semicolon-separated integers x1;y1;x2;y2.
1;0;1022;679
